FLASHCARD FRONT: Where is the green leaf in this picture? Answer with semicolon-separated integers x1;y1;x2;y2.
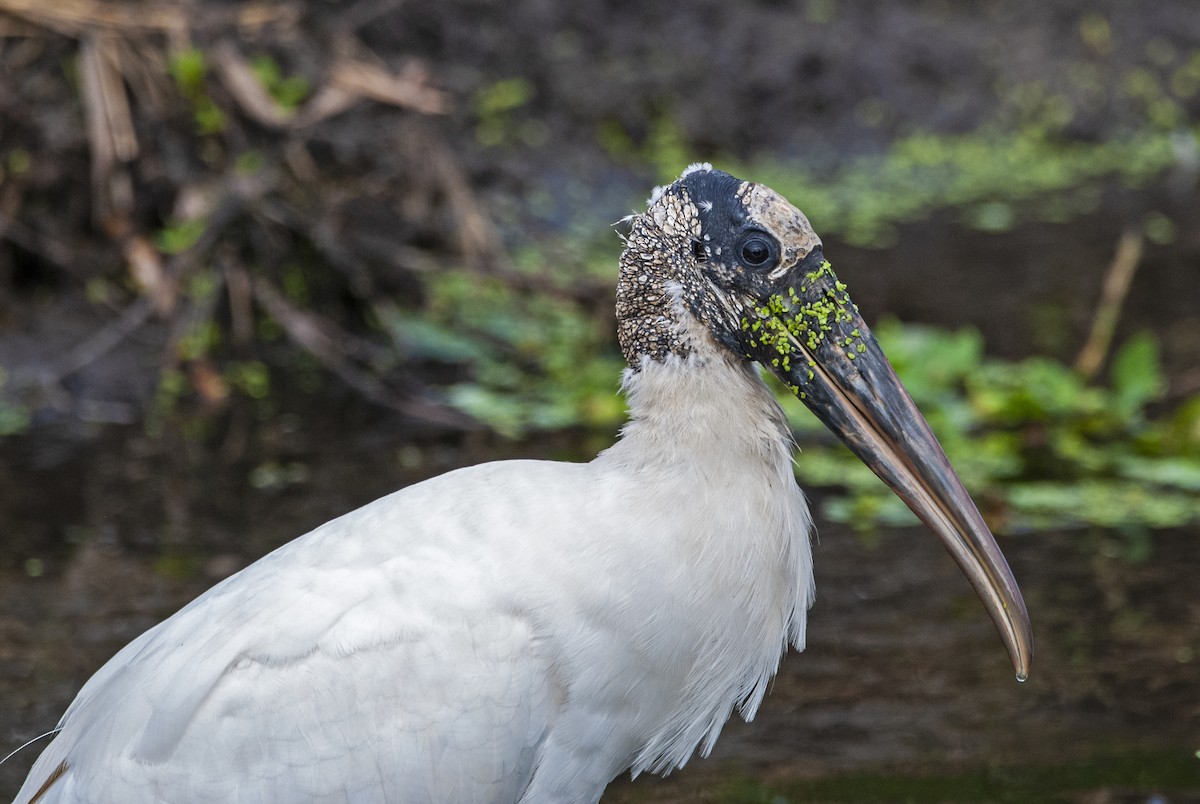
169;48;207;93
1115;455;1200;491
1110;331;1166;415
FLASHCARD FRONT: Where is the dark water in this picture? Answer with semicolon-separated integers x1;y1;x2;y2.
605;521;1200;802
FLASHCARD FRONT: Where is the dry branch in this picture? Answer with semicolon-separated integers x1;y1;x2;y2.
210;39;449;130
327;58;448;117
210;40;296;128
33;183;256;388
0;210;76;271
41;295;156;386
1074;226;1144;380
251;276;478;430
0;0;297;38
79;33;136;225
1;0;496;435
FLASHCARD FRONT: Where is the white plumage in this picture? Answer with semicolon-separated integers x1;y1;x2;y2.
18;359;810;803
14;165;1029;803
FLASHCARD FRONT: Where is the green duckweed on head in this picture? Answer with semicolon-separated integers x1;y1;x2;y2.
739;259;866;395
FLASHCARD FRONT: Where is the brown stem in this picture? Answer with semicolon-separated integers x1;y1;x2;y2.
1074;226;1143;381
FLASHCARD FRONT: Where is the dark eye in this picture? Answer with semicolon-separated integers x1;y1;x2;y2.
691;239;707;262
738;233;777;268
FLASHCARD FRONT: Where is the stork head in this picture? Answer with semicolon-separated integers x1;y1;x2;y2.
618;164;1033;681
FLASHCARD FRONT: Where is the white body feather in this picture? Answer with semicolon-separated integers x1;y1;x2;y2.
16;350;814;803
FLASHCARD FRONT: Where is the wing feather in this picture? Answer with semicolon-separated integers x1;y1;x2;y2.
16;461;582;803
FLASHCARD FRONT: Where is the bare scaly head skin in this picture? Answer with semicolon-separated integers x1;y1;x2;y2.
615;171;707;364
738;182;822;269
617;164;1033;680
617;167;831;370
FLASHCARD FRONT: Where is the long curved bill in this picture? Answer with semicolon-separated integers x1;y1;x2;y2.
743;249;1033;680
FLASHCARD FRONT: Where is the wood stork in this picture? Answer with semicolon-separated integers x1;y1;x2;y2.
13;164;1032;803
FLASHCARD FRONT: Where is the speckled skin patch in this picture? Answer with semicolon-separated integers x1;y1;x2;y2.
615;187;702;364
616;168;835;372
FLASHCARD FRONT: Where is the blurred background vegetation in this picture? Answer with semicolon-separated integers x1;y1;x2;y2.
2;2;1200;800
4;0;1198;537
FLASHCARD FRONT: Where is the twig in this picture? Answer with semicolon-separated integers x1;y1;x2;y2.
39;295;155;384
0;0;298;37
0;211;86;273
210;40;297;128
30;183;257;388
315;34;449;118
251;276;478;430
415;127;505;269
221;254;255;347
210;39;449;130
80;32;137;224
1074;226;1144;380
124;234;175;315
326;58;448;117
253;197;381;299
95;34;137;161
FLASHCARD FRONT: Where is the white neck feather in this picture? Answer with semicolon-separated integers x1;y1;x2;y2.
594;317;816;774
